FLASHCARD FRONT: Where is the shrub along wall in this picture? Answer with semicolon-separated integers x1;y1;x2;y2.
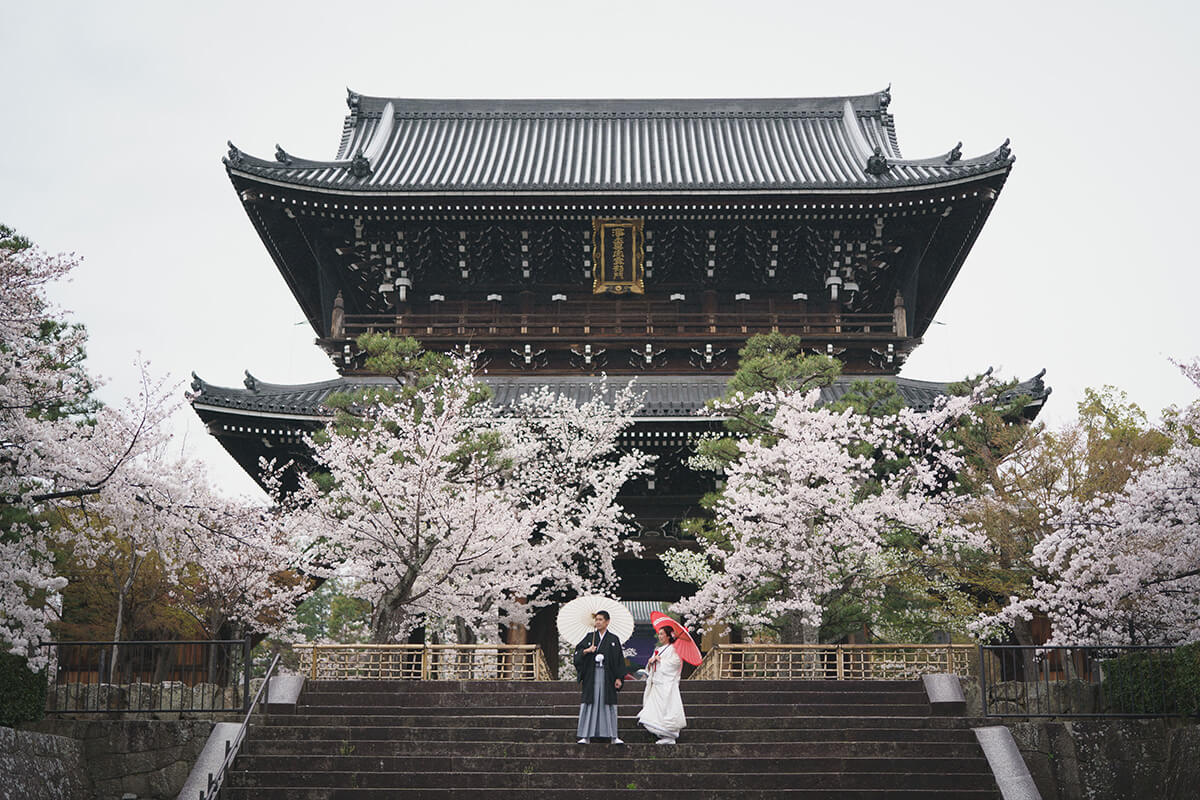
1104;642;1200;715
0;652;46;728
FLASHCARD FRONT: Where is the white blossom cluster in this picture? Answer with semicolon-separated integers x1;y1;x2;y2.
2;244;302;669
271;360;649;643
671;386;985;639
979;358;1200;646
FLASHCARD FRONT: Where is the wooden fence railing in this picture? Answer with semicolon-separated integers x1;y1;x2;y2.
299;644;553;681
689;644;976;681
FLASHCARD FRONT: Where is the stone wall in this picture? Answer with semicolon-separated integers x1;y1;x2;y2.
22;719;216;800
0;727;90;800
961;677;1200;799
1008;719;1200;800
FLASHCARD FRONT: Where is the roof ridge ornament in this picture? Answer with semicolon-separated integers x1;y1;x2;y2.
865;146;890;176
349;151;373;179
946;142;962;163
995;138;1012;162
244;371;259;392
190;372;203;393
225;141;243;166
346;88;361;113
879;84;892;110
274;145;294;165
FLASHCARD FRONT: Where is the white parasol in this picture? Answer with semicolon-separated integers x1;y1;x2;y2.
556;595;635;645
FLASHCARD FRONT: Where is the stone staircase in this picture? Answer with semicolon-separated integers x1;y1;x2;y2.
223;679;1000;798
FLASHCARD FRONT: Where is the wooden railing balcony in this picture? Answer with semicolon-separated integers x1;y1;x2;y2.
298;643;554;681
335;310;900;342
689;643;976;680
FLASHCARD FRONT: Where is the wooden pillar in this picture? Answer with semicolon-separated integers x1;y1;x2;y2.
703;290;718;333
330;291;345;339
893;291;907;337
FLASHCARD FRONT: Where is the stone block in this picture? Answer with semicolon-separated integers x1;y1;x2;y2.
1165;725;1200;800
159;681;187;711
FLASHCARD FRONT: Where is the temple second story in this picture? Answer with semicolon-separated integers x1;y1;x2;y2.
223;89;1014;376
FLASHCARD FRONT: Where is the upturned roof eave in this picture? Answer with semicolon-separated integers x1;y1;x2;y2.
225;162;1014;200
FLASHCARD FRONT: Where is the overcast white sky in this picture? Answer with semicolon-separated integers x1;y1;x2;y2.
3;1;1197;498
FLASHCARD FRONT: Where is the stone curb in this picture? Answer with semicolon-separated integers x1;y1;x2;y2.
176;722;239;800
974;725;1042;800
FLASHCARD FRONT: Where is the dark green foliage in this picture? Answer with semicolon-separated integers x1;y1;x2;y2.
294;579;372;643
695;333;840;466
0;653;47;727
827;378;906;418
723;333;841;401
1103;643;1200;715
0;224;33;251
1174;643;1200;715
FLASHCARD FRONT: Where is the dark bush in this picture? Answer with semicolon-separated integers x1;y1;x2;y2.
0;652;47;728
1172;641;1200;716
1103;643;1200;715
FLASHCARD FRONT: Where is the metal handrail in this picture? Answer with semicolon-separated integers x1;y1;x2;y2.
979;643;1197;718
42;638;253;714
200;652;281;800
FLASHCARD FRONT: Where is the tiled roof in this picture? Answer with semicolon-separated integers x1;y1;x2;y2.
188;371;1049;421
224;90;1012;194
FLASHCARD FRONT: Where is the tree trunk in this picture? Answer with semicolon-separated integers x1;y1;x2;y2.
779;612;819;644
370;599;412;644
779;612;820;677
1010;616;1039;683
110;568;136;685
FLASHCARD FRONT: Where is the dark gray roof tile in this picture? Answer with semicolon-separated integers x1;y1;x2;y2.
189;372;1049;420
225;91;1013;194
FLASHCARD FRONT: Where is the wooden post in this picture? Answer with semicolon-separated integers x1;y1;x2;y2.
836;645;845;680
330;292;345;339
893;291;907;337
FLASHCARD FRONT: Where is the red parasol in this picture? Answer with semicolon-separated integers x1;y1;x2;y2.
649;611;702;666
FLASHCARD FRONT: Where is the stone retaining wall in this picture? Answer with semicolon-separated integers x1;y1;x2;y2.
0;727;90;800
1008;719;1200;800
21;719;217;800
959;678;1200;799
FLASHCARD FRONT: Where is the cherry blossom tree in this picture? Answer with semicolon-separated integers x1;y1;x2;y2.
1;235;110;667
497;381;651;602
982;358;1200;646
271;354;648;644
668;386;985;643
2;232;285;670
171;497;306;644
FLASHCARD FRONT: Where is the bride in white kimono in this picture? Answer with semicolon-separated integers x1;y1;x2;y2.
637;627;687;744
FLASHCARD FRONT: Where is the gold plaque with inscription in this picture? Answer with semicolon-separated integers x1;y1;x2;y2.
592;218;644;295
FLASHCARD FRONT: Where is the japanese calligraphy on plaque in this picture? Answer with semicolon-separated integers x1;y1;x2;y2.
592;218;645;295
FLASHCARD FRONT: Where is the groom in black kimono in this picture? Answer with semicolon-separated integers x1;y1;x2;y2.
573;610;625;744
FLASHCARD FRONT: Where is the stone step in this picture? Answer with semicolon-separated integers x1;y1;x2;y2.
227;769;997;791
260;713;962;731
304;681;921;690
231;753;994;776
239;739;985;759
245;725;978;744
222;789;1000;799
290;703;934;717
296;689;929;707
224;679;997;797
